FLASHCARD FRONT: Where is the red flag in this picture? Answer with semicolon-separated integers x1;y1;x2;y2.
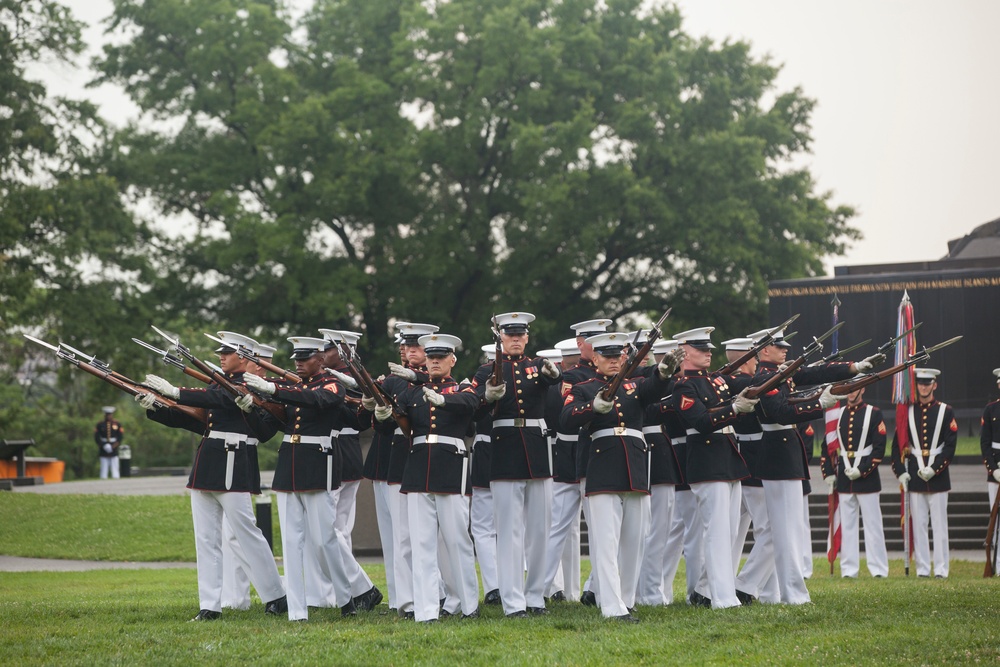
892;291;918;569
826;294;842;571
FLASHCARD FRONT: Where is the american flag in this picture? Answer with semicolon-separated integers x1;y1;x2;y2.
826;294;842;570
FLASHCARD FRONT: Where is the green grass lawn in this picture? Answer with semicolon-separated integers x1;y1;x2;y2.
2;495;999;665
0;563;998;666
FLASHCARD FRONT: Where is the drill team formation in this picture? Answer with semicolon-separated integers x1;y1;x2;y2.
31;310;998;624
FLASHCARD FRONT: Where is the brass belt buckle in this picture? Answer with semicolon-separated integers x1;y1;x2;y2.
426;434;439;444
921;449;929;457
614;426;627;436
290;434;301;444
847;451;855;459
513;418;526;427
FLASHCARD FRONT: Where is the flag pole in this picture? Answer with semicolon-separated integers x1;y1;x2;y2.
826;293;842;576
892;290;917;576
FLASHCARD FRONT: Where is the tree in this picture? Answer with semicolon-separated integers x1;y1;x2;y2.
93;0;858;378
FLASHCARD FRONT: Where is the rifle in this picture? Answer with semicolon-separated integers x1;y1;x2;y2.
203;333;302;384
152;326;287;424
985;488;1000;577
743;321;845;399
788;336;963;404
132;338;213;384
490;315;504;415
716;313;800;376
806;338;871;367
337;341;412;438
600;308;672;401
24;335;206;424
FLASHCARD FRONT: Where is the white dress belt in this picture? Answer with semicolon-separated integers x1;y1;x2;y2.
761;423;795;432
493;418;546;429
642;426;664;435
340;428;359;436
473;434;491;444
736;432;763;442
208;430;248;447
685;426;735;436
992;441;1000;451
557;433;579;442
671;436;687;445
393;428;404;437
591;427;645;440
282;434;333;450
412;434;467;451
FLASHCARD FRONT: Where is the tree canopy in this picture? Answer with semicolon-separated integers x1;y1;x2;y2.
1;0;859;473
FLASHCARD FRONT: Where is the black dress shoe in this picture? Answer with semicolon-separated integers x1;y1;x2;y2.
547;590;566;603
399;610;415;620
264;595;288;615
735;590;756;607
580;591;597;606
688;592;712;608
506;610;528;618
526;606;549;616
191;609;221;621
462;609;480;619
341;600;357;617
439;609;455;618
613;613;640;624
354;586;383;611
483;589;502;605
419;618;438;624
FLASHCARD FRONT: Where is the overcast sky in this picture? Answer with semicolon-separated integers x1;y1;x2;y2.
32;0;1000;272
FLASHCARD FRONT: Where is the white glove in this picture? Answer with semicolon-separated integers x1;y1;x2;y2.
103;443;113;454
918;466;935;482
852;353;886;374
732;388;759;414
776;362;790;373
484;381;506;403
361;396;377;412
388;362;417;382
898;472;911;490
658;348;685;379
993;469;1000;484
134;393;158;410
541;358;561;378
423;386;445;407
818;385;840;409
235;393;254;413
592;394;613;414
845;467;862;481
330;369;358;389
824;475;836;492
144;374;179;399
243;373;276;396
374;405;393;422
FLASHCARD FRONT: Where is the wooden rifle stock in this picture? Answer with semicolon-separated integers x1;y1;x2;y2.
743;355;808;400
77;360;207;424
716;339;769;377
338;342;412;437
600;309;671;401
249;356;301;384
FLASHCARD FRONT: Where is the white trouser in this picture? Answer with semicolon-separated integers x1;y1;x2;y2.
734;486;778;602
544;481;582;599
800;492;814;578
304;489;374;606
276;490;351;620
637;484;676;605
690;481;741;609
191;490;284;613
588;492;650;617
335;479;361;551
491;478;552;614
99;457;120;480
372;480;397;607
388;484;414;612
733;491;753;575
660;489;688;602
221;518;251;610
580;479;599;599
674;489;705;599
910;491;949;578
840;492;888;577
470;486;499;594
762;479;810;604
990;484;1000;576
409;493;479;621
